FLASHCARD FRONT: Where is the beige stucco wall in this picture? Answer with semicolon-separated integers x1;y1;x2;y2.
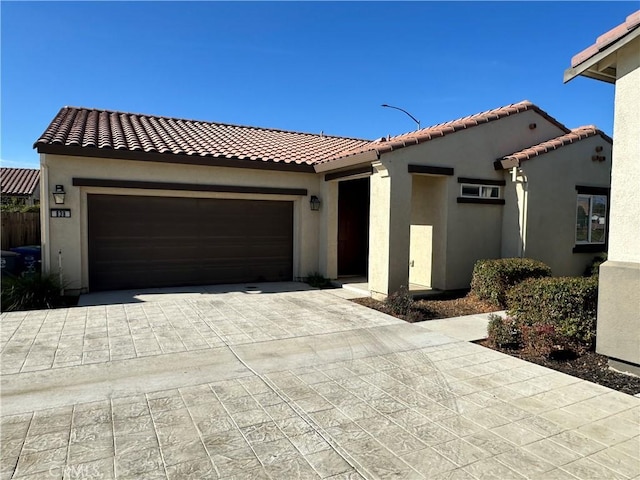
608;37;640;264
596;35;640;369
368;161;413;298
409;175;447;288
504;136;612;276
41;154;321;293
368;109;569;295
319;180;339;279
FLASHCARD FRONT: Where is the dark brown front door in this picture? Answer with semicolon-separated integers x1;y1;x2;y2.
338;178;370;276
88;194;293;291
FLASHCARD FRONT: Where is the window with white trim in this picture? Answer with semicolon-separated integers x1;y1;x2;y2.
576;194;607;244
460;184;500;199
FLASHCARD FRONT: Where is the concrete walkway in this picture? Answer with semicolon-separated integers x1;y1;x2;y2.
1;284;638;479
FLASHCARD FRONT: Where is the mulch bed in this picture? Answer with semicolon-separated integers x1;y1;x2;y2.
352;292;497;321
476;341;640;396
351;293;640;396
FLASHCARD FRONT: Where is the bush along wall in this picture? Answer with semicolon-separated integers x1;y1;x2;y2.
471;258;552;308
506;276;599;353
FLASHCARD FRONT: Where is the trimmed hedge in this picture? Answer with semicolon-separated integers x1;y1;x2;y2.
487;314;521;349
471;258;552;308
506;276;598;350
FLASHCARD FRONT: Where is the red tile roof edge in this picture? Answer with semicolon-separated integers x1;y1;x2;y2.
34;106;369;148
34;106;371;168
499;126;612;164
571;10;640;68
319;100;570;164
1;167;40;196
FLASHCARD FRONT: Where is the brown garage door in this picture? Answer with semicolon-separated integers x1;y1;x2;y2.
88;194;293;291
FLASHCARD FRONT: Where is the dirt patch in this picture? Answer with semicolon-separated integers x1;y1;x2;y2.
351;293;640;396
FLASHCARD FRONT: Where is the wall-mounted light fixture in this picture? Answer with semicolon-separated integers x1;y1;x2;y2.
309;195;321;211
529;123;537;130
52;185;66;205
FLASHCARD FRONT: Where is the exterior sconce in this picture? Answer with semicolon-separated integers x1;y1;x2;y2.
52;185;66;205
528;123;537;130
309;195;321;211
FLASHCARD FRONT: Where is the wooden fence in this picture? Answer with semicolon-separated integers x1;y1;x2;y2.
1;212;41;250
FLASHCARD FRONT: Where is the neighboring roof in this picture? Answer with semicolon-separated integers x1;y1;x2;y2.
565;10;640;83
318;100;570;166
1;168;40;196
496;126;613;170
34;107;370;172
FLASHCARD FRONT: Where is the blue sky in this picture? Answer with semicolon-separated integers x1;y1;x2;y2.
1;1;636;169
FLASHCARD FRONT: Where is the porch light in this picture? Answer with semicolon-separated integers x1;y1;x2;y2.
52;185;66;205
310;195;321;211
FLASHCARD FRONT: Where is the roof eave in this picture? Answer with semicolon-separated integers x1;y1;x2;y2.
313;149;379;173
37;144;317;173
564;28;640;83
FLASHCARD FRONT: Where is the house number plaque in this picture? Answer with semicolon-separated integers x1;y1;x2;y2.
50;208;71;218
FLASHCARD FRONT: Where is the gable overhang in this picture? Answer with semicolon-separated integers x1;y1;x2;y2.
494;131;613;170
564;27;640;84
313;149;379;173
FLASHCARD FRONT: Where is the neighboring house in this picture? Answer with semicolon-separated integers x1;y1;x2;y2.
565;10;640;375
1;167;40;206
34;100;611;299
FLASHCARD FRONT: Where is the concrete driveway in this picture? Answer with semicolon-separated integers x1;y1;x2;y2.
1;283;638;479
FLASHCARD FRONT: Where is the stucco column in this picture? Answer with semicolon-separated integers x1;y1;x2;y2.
320;180;339;279
368;161;412;299
596;42;640;374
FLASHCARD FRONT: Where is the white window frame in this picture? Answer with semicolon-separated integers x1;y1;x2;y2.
460;184;501;199
575;194;607;245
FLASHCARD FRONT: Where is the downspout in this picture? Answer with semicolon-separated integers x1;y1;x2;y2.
40;154;51;274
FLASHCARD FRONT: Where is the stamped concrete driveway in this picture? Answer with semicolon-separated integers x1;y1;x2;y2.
1;283;638;480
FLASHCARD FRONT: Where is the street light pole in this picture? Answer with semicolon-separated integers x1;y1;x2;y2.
381;104;421;130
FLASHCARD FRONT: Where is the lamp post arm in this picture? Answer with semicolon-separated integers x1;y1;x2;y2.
381;104;421;130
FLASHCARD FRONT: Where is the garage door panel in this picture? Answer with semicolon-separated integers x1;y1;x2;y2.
88;195;293;291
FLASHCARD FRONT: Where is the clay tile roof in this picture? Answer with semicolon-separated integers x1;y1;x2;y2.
1;168;40;196
571;10;640;67
319;100;570;164
500;126;612;164
34;107;370;167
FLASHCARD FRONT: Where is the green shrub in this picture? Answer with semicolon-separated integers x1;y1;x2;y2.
1;273;64;312
404;309;423;323
506;276;598;350
471;258;552;308
0;201;39;213
584;253;607;277
385;285;415;317
521;323;559;356
305;272;331;289
487;314;521;348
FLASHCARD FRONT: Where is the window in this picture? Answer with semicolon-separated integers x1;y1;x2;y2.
460;184;500;199
576;194;607;244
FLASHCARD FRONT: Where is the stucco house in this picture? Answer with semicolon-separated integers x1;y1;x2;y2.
565;10;640;375
1;167;40;206
35;100;611;299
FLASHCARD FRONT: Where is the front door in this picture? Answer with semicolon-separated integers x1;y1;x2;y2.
338;178;370;276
